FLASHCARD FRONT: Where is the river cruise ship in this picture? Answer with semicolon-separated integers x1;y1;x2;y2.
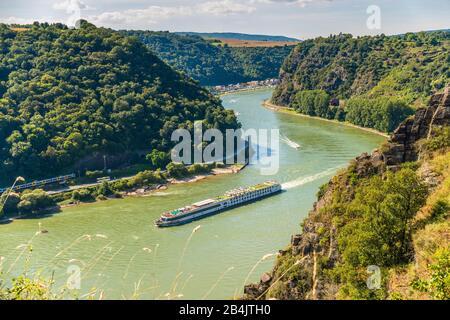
155;181;282;227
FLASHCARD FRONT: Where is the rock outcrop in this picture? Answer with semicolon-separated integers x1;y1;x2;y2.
243;86;450;300
383;87;450;167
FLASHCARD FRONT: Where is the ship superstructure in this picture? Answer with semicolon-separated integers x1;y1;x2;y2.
155;181;282;227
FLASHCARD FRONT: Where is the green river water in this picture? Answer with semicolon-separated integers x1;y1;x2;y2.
0;89;385;299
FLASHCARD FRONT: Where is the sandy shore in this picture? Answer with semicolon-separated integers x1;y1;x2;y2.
263;100;390;138
168;166;242;184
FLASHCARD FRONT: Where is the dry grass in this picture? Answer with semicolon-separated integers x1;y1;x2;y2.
388;150;450;299
416;150;450;222
10;27;29;32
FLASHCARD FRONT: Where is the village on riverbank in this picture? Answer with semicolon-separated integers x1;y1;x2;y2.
210;78;280;95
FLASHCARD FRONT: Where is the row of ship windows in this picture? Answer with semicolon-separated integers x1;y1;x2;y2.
228;188;270;204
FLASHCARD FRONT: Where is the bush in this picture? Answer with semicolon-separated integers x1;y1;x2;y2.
127;170;165;188
17;189;55;214
110;179;130;191
166;162;188;179
411;249;450;300
85;170;106;179
71;189;94;202
429;200;450;222
215;162;225;168
0;275;56;300
96;181;113;197
0;192;20;215
423;127;450;152
187;163;211;175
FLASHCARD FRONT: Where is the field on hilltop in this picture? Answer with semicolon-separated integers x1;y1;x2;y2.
211;38;299;47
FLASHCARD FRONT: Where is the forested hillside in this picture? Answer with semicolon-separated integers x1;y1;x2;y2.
272;31;450;132
0;21;238;183
122;31;294;86
245;86;450;300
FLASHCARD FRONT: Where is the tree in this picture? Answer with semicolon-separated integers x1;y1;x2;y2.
146;150;170;169
340;168;427;267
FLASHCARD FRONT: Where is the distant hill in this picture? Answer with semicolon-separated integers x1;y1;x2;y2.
175;32;300;42
124;31;294;86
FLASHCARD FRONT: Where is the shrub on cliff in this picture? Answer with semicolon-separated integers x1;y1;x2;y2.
422;127;450;152
411;248;450;300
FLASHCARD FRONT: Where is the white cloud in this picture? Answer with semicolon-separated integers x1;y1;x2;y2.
52;0;94;27
53;0;90;12
251;0;328;7
0;16;37;24
88;1;256;27
197;0;256;15
90;6;193;26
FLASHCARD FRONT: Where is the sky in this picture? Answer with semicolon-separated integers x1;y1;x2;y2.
0;0;449;39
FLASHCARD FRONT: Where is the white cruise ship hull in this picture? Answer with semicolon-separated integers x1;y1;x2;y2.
155;183;282;227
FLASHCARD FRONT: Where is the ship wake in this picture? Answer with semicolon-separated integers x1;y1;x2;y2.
280;134;300;149
281;166;343;190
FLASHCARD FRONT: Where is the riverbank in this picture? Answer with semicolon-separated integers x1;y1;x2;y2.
123;165;243;196
263;100;390;138
0;164;245;224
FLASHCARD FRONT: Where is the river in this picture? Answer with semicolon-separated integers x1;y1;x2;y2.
0;89;385;299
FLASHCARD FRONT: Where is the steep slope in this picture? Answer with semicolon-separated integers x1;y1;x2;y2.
122;31;293;86
271;31;450;133
244;87;450;300
0;22;238;182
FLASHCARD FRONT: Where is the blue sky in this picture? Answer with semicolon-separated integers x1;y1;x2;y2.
0;0;449;39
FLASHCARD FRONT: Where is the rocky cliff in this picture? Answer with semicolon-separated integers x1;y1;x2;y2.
383;87;450;167
243;86;450;300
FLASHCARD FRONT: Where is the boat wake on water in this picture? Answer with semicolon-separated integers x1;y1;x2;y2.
281;166;344;190
280;134;301;149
